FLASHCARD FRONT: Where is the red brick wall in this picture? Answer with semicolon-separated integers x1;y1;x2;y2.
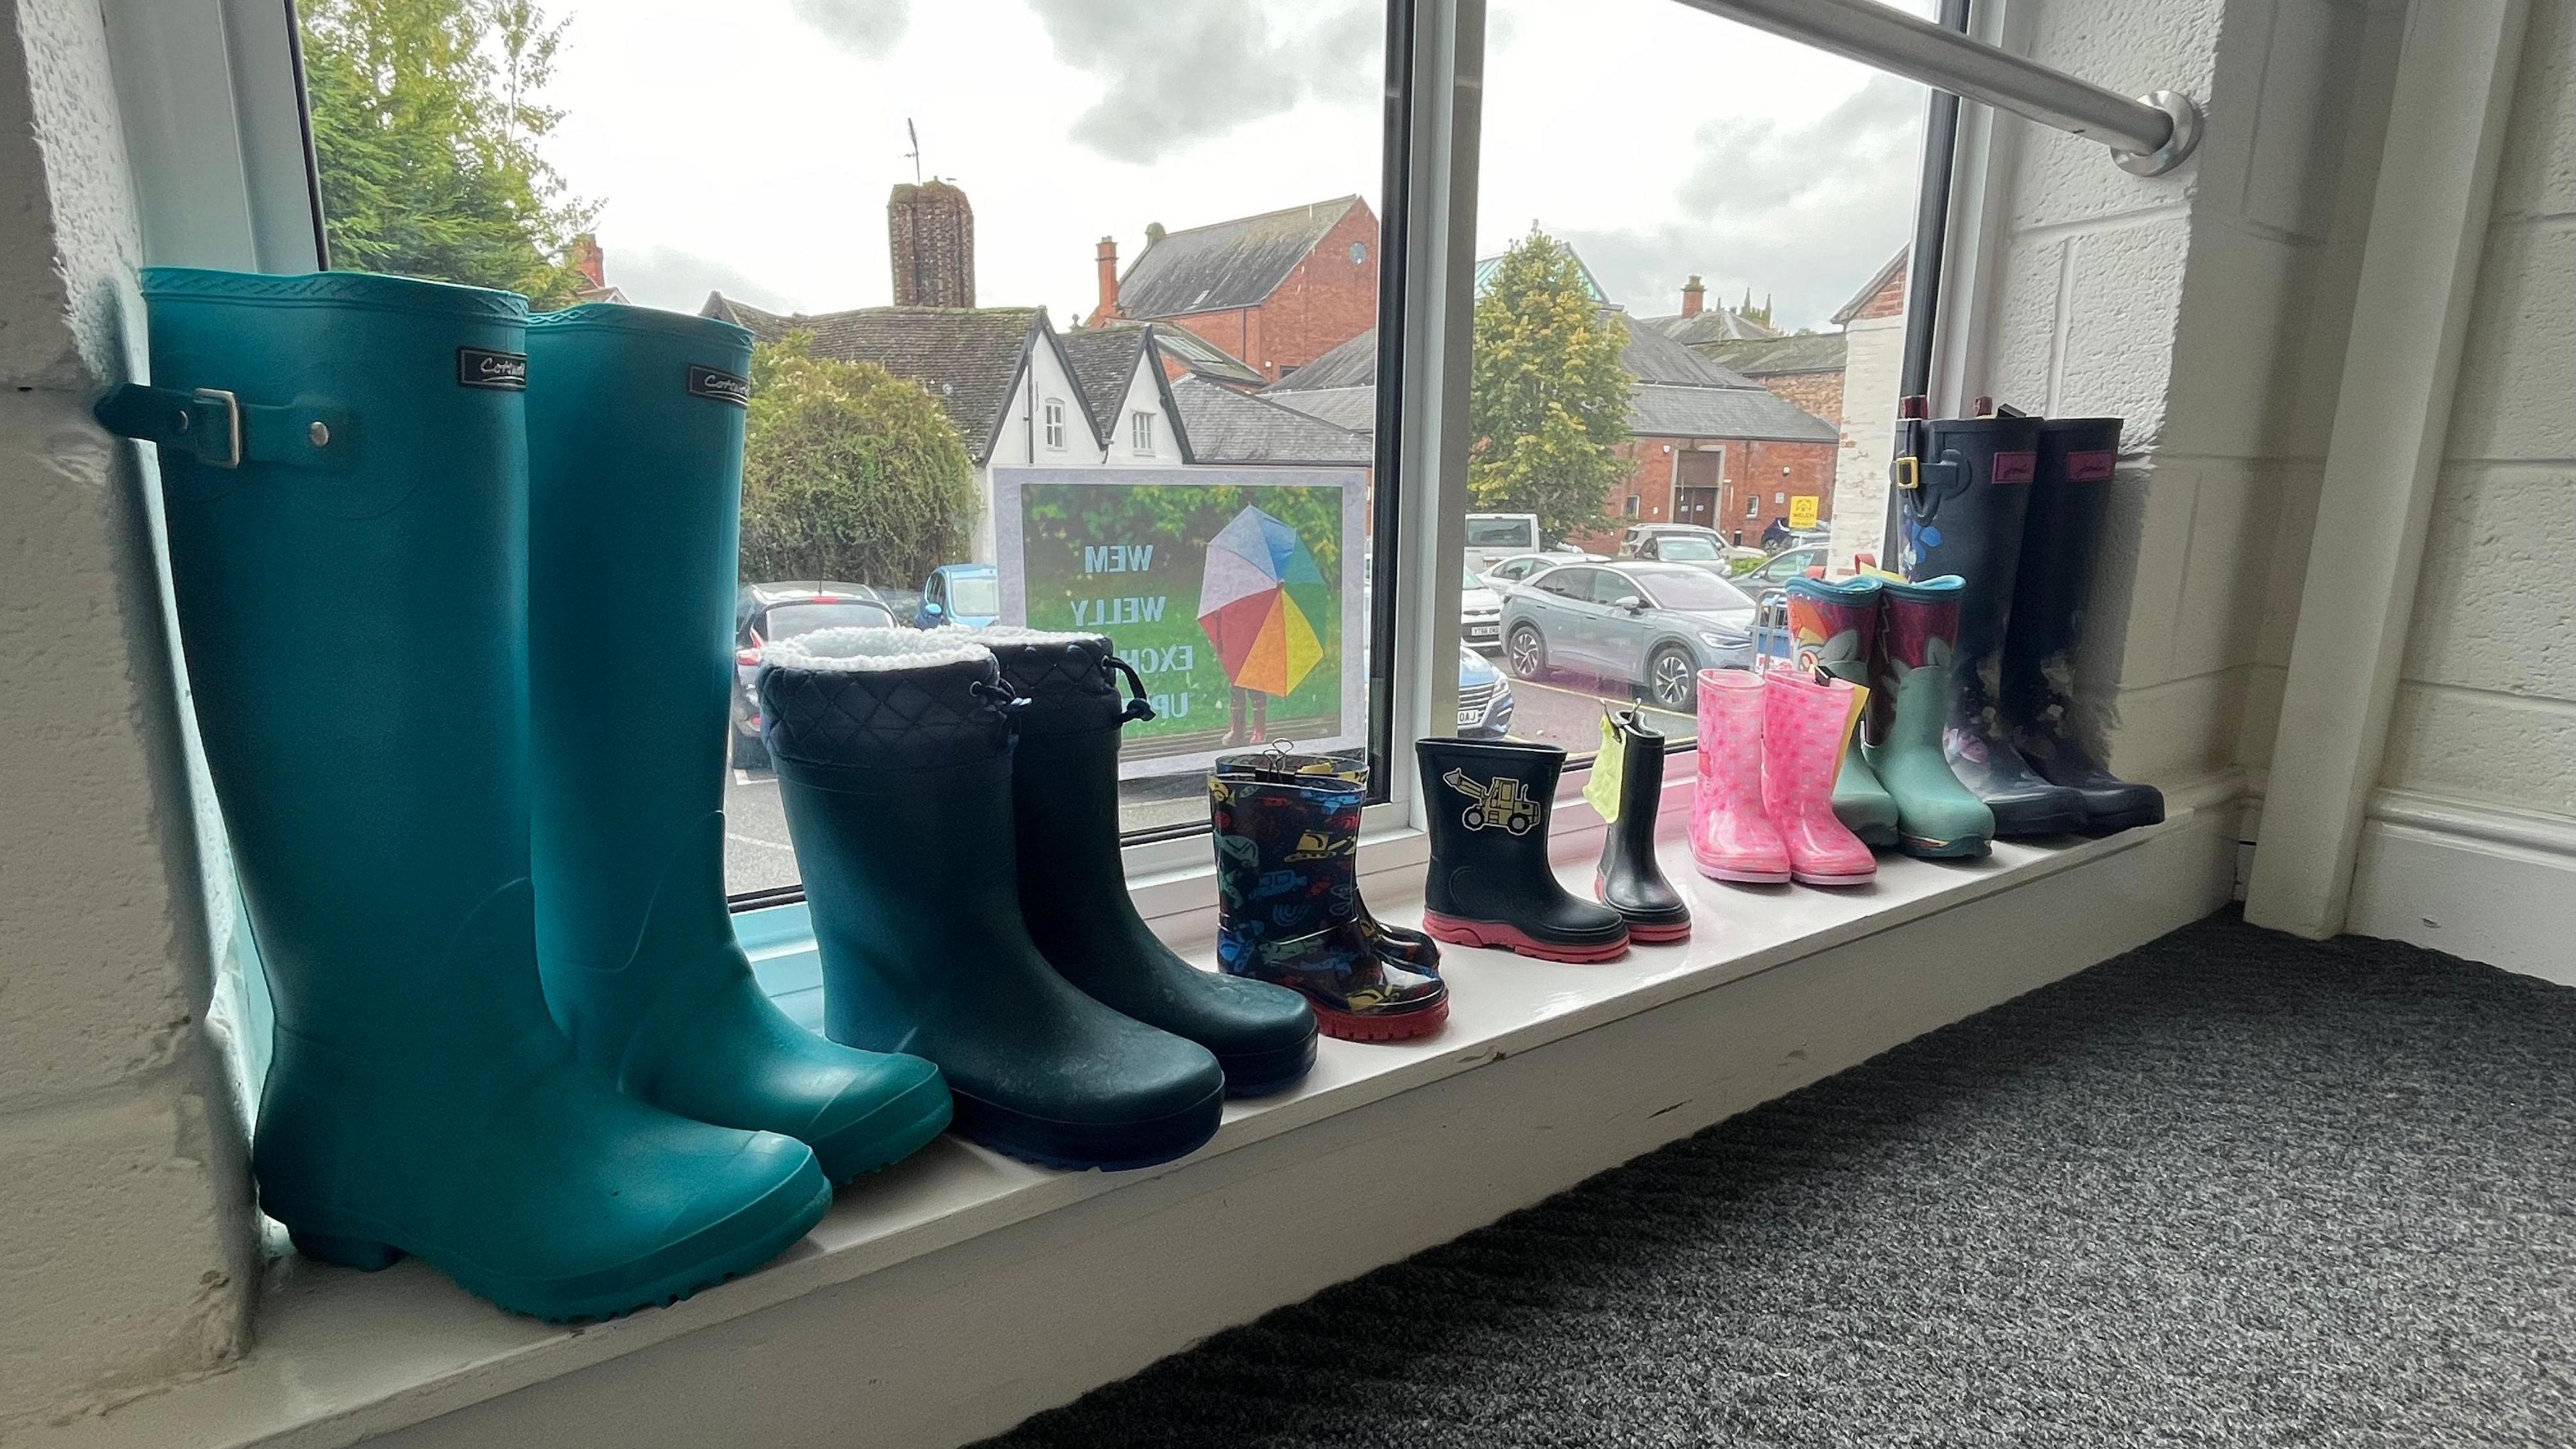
1571;433;1838;552
1756;370;1843;428
1849;267;1904;322
1138;203;1380;384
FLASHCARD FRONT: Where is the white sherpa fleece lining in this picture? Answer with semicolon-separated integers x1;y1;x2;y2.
974;625;1104;647
763;627;993;674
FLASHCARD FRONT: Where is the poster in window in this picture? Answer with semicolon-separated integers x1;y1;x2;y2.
993;468;1369;779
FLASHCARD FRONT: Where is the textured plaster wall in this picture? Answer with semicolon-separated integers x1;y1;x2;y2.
1826;313;1904;575
0;0;254;1433
2381;0;2576;816
1972;0;2402;788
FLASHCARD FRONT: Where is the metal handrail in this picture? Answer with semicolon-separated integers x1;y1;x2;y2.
1668;0;2204;175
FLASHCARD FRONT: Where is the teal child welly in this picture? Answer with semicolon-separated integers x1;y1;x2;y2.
523;304;951;1183
97;270;829;1320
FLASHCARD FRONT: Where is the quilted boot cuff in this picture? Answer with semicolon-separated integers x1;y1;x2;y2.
979;627;1127;738
757;627;1012;771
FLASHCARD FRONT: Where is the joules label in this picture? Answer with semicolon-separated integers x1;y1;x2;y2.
689;365;751;407
1992;450;2037;484
456;347;527;390
2065;449;2116;482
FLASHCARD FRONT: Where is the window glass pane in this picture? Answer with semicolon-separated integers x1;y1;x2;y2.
1464;0;1933;741
295;0;1390;896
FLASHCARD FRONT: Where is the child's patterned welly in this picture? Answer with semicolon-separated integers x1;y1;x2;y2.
1761;671;1876;887
1690;669;1791;883
1210;753;1448;1042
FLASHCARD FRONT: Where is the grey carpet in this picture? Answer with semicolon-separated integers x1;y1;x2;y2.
977;910;2576;1448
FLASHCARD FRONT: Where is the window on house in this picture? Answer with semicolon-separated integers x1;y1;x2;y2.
1462;0;1939;735
1625;495;1642;518
272;0;1395;897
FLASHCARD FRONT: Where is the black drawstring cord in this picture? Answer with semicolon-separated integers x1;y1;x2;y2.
1106;655;1157;724
969;678;1031;717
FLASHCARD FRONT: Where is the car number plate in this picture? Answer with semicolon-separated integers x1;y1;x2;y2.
1455;708;1481;727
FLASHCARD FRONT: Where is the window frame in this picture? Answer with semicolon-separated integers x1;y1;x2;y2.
1042;398;1067;451
1128;409;1152;453
103;0;1970;904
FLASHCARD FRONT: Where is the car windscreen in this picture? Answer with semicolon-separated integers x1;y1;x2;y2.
762;601;893;638
1633;569;1754;612
947;576;1000;614
1466;517;1537;547
1652;535;1721;559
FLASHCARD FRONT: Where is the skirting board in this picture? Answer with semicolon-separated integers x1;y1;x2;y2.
2346;789;2576;987
353;806;2239;1449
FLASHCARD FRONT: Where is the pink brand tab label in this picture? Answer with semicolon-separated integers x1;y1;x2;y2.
1992;450;2036;484
2065;449;2116;482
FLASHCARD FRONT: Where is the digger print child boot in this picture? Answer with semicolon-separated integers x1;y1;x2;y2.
1691;669;1790;883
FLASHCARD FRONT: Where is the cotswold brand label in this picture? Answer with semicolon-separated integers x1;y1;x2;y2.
2065;449;2116;482
1991;449;2037;484
456;347;527;390
688;365;751;407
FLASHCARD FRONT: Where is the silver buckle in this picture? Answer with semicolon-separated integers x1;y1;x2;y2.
193;388;243;469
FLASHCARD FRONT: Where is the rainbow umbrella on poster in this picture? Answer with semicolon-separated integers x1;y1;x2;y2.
1197;506;1329;698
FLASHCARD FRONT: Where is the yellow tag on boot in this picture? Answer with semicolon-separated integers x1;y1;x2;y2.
1583;713;1625;823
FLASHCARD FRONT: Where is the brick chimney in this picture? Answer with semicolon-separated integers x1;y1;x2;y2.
1680;274;1705;319
1095;237;1120;319
572;233;606;290
889;180;976;307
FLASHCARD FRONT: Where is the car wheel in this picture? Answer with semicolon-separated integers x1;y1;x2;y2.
1645;645;1697;712
1505;624;1548;680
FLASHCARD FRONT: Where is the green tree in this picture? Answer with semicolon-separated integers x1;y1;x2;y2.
302;0;596;306
1467;227;1633;543
740;336;981;587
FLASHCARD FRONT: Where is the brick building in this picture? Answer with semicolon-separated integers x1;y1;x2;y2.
1699;333;1849;427
1089;197;1378;383
889;179;975;307
1825;248;1909;572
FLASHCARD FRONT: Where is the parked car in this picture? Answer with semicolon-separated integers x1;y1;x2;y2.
1455;643;1516;739
1736;545;1829;589
1461;581;1505;652
1500;560;1759;711
731;582;900;767
1617;524;1732;570
914;563;1000;629
1479;550;1605;590
1463;512;1544;574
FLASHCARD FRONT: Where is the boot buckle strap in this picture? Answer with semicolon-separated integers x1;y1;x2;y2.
95;382;354;472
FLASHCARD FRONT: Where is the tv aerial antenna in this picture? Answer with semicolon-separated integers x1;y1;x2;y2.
905;118;922;185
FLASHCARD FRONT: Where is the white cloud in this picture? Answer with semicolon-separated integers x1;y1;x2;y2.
788;0;910;58
1026;0;1379;164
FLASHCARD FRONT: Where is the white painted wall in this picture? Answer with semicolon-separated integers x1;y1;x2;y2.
0;0;255;1432
2345;0;2576;975
1968;0;2402;791
1826;311;1904;574
973;339;1184;564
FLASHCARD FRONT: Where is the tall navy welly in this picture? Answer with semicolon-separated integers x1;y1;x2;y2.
1894;411;2088;837
1417;738;1629;963
982;629;1317;1096
2004;418;2165;833
761;630;1225;1170
97;270;827;1321
1593;710;1691;941
525;305;951;1182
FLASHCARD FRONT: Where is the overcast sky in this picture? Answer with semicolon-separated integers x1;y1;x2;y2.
543;0;1934;333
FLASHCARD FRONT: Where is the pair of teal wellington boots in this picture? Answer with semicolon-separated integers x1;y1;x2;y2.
1782;575;1994;859
99;270;947;1322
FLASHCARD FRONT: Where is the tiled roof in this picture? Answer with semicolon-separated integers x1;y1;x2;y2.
1615;313;1760;388
1057;326;1146;443
704;294;1040;463
1114;197;1362;319
1699;333;1849;376
1642;307;1784;345
1139;323;1268;386
1627;383;1838;442
1170;376;1374;466
1259;385;1377;433
1269;327;1378;391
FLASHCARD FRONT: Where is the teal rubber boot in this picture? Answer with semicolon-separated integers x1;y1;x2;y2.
1862;576;1994;859
99;270;829;1321
525;305;951;1183
1784;575;1900;847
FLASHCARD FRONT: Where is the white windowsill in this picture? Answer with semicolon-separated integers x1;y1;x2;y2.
31;771;2246;1449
